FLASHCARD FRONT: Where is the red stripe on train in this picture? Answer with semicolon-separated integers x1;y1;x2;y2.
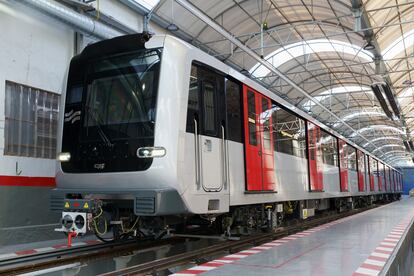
0;176;55;187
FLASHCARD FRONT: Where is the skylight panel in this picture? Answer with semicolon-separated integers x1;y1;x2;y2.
350;125;405;137
383;29;414;61
250;39;374;78
397;87;414;107
134;0;160;10
302;85;372;111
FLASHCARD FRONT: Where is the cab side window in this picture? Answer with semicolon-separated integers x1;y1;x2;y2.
185;62;225;138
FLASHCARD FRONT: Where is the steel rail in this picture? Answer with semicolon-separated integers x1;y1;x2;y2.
0;237;181;275
99;204;385;276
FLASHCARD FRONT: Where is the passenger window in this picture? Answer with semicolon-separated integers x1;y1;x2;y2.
357;151;365;173
347;146;357;170
272;104;306;158
186;65;199;133
225;79;242;143
203;82;216;133
262;98;271;150
320;130;338;166
247;90;257;146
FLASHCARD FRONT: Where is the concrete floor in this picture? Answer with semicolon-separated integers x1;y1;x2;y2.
173;198;414;276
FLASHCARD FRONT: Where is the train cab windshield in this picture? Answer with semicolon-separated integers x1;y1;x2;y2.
83;49;161;141
61;48;162;173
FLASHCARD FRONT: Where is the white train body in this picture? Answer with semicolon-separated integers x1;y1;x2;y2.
52;34;402;227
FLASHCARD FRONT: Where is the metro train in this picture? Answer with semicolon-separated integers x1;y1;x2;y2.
51;33;403;240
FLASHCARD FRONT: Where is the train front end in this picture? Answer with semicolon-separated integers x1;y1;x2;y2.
51;34;187;240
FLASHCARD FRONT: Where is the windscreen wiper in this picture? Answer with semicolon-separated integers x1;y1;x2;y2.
85;106;114;148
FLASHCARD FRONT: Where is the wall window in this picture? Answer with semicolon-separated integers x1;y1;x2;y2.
347;145;357;170
272;104;306;158
5;81;60;159
320;130;338;166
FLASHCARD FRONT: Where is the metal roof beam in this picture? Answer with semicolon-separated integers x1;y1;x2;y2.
174;0;393;159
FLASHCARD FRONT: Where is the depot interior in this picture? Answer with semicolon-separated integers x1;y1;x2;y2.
1;0;414;250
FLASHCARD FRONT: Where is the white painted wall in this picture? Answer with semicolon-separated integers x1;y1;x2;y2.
0;0;169;244
0;2;74;177
0;1;168;178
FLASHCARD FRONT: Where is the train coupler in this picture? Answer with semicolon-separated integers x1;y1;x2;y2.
55;199;98;235
55;211;90;235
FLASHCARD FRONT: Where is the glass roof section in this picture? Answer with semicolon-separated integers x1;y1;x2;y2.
350;125;406;137
362;136;403;147
372;144;406;153
250;39;374;78
332;110;387;128
146;0;412;166
382;29;414;61
303;85;372;111
134;0;160;10
398;87;414;106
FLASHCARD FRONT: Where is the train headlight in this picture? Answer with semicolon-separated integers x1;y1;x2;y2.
57;152;71;162
137;147;166;158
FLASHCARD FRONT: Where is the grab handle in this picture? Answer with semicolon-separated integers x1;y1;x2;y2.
221;125;228;189
194;119;201;190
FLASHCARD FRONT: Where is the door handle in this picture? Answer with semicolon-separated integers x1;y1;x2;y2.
194;119;201;190
258;150;262;156
221;125;228;190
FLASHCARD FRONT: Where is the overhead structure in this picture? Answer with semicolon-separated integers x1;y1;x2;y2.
13;0;125;39
10;0;414;166
129;0;414;164
129;0;413;166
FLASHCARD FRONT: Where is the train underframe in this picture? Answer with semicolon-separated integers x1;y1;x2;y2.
58;193;401;243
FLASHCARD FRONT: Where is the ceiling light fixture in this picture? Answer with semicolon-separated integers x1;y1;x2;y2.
166;0;179;32
166;23;179;31
403;79;412;85
240;69;250;76
363;41;375;50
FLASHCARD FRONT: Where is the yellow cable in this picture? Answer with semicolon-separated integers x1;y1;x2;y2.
93;207;107;236
123;217;139;234
96;0;100;20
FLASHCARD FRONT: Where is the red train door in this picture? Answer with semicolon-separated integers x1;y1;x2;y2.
307;122;323;191
368;157;374;191
357;150;365;191
396;173;399;191
378;162;382;191
338;139;348;192
388;166;392;191
243;85;275;191
393;171;396;191
383;164;388;191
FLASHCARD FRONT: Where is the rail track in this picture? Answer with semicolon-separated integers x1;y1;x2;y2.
99;204;383;276
0;237;182;275
0;203;385;276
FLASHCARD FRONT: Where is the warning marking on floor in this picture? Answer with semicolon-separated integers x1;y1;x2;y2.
352;210;414;276
170;203;393;276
